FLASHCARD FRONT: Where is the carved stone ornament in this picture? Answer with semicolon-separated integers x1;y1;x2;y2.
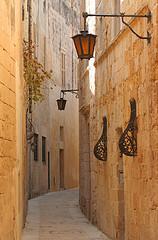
119;98;137;157
94;116;107;161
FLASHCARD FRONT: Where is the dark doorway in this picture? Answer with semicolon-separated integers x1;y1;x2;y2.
48;152;51;190
59;149;64;189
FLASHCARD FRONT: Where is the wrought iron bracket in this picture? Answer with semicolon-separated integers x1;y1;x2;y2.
119;98;137;157
83;10;152;43
61;89;79;98
121;13;151;44
94;116;107;161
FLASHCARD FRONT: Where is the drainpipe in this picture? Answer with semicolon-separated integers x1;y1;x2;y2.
71;0;74;89
28;0;32;49
28;0;32;113
27;0;33;199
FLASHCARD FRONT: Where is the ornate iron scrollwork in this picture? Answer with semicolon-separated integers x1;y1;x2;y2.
94;116;107;161
119;98;137;157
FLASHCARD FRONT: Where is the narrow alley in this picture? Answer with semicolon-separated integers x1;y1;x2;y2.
22;189;109;240
2;0;158;239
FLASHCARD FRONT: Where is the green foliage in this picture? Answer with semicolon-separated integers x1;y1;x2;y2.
23;40;53;103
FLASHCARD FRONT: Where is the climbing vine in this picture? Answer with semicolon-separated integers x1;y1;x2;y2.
23;40;53;104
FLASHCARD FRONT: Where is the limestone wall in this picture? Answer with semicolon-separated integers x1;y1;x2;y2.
48;0;80;191
0;0;26;239
79;0;158;239
25;0;80;196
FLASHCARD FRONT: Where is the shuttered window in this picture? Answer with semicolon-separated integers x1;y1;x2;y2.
42;136;46;163
34;133;38;161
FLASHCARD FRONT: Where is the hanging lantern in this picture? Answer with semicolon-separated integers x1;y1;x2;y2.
72;31;97;60
56;98;67;111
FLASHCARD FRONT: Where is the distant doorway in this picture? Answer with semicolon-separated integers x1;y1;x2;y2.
59;149;64;189
48;152;51;190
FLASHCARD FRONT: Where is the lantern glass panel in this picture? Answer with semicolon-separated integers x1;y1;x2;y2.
73;35;82;57
81;35;89;55
89;35;96;57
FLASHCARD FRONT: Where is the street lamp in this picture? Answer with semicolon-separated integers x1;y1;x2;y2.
72;12;97;60
57;98;67;111
72;11;151;60
56;89;79;111
72;31;97;60
56;90;67;110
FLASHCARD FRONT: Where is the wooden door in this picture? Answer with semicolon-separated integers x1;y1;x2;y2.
60;149;64;189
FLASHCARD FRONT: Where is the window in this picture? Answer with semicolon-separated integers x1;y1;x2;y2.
22;5;24;21
111;0;121;39
34;134;38;161
44;36;46;69
74;59;78;89
42;136;46;163
61;52;66;88
43;0;46;13
60;126;64;141
72;58;78;89
33;23;37;57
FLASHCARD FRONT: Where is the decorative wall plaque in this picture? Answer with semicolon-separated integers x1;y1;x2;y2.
94;116;107;161
119;98;137;157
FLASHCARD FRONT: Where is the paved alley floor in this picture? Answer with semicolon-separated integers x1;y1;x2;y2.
22;189;110;240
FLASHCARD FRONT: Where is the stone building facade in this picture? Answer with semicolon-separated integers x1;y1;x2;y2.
24;0;80;197
79;0;158;239
0;0;27;239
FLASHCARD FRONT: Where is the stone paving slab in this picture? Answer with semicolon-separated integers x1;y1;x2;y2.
22;189;110;240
